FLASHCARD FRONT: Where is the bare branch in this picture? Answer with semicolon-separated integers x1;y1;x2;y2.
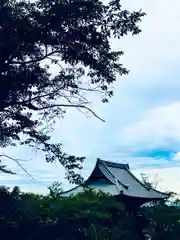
78;86;103;93
58;92;92;118
33;103;105;122
0;155;29;163
0;154;39;182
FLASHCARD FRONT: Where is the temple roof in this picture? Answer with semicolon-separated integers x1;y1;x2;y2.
61;159;169;202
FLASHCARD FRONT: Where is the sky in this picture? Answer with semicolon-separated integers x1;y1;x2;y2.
1;0;180;195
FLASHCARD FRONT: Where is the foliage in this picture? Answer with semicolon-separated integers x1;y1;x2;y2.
0;186;134;239
142;201;180;240
0;0;145;182
141;173;154;189
48;181;63;199
0;185;180;239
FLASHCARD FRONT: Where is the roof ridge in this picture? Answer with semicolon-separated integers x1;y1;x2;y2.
97;158;129;169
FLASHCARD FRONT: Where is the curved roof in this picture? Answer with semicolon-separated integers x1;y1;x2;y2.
61;159;169;201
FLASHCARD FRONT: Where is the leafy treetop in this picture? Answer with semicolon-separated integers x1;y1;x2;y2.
0;0;145;183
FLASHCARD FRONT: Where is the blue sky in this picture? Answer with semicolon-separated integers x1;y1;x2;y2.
1;0;180;194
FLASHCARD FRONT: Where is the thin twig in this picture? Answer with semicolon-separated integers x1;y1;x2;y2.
0;154;30;163
0;154;39;182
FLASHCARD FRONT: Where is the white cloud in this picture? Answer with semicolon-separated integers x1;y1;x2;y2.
0;174;23;181
173;152;180;161
134;167;180;196
119;0;180;73
117;102;180;153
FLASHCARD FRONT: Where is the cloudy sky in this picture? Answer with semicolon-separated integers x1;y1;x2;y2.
1;0;180;195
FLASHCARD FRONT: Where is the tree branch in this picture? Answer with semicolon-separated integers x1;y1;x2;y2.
32;103;105;122
11;49;59;65
0;154;39;182
0;154;29;163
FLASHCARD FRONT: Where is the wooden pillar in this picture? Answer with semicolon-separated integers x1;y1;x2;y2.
118;196;146;240
125;198;146;240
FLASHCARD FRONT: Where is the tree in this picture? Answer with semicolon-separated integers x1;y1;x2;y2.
48;181;63;199
0;0;145;182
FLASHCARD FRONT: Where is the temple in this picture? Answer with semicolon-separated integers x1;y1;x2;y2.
61;158;169;204
61;159;169;240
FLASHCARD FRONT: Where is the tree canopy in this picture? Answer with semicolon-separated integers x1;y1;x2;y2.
0;184;180;240
0;0;145;182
